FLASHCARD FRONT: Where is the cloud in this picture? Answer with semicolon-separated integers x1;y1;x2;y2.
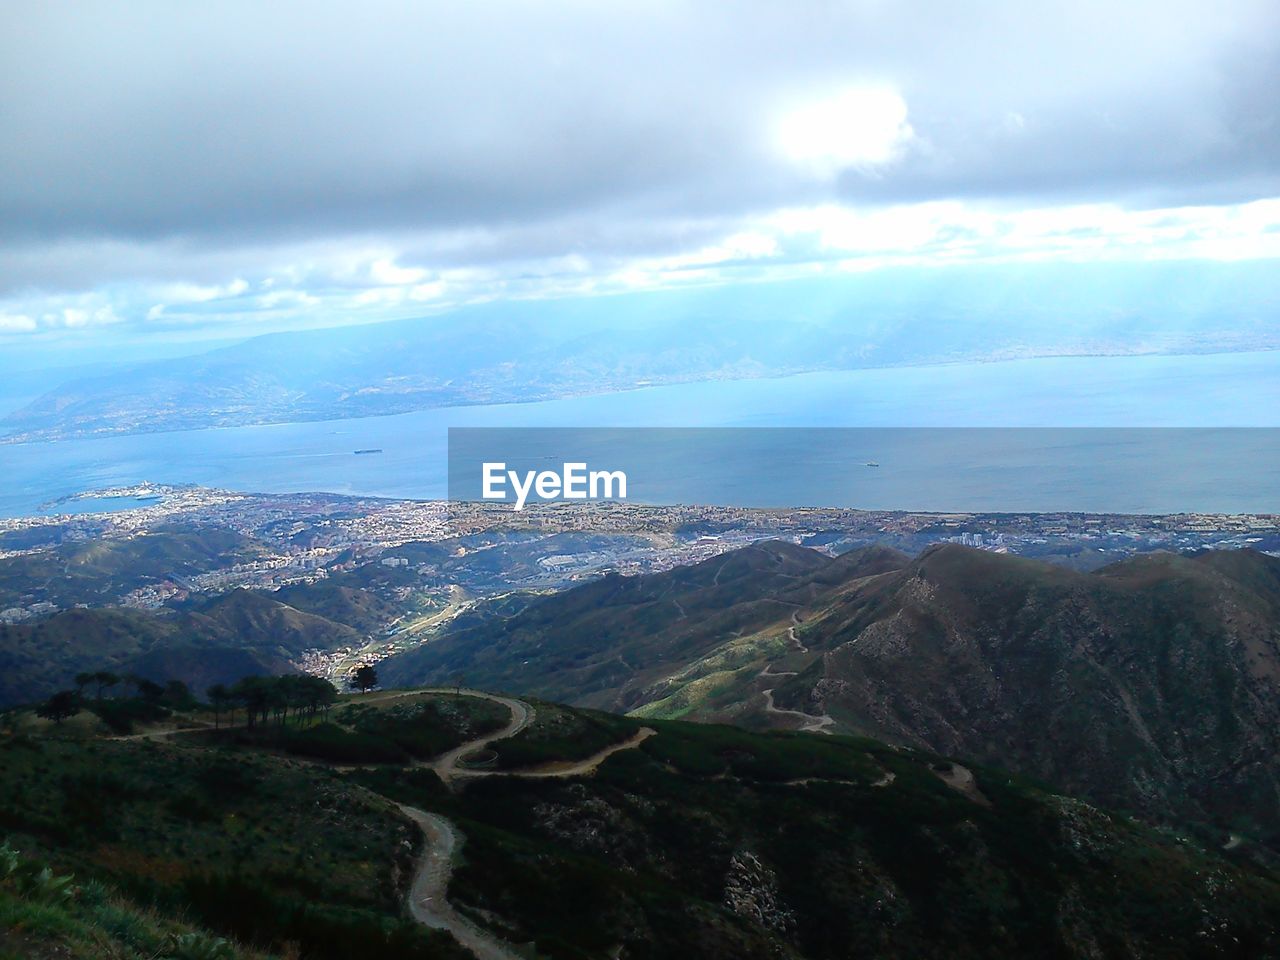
0;1;1277;343
775;87;917;177
3;196;1277;341
0;313;37;333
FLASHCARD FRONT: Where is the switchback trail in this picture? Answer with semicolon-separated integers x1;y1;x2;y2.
428;691;534;783
788;610;808;653
400;688;655;960
761;687;835;734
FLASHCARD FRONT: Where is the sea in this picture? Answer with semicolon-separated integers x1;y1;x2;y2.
1;351;1278;519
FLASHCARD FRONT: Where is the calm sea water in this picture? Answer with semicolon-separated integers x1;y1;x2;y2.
1;352;1277;518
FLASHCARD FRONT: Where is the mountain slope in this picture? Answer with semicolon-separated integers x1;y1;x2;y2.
382;542;1280;846
779;545;1280;842
272;582;400;635
6;688;1280;959
378;540;834;705
184;588;362;656
0;588;363;707
0;527;267;608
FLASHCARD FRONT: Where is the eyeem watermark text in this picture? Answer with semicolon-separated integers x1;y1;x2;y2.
482;462;628;510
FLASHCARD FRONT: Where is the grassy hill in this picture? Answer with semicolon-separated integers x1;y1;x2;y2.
379;540;835;705
0;723;470;960
4;685;1279;959
272;582;401;636
1;840;276;960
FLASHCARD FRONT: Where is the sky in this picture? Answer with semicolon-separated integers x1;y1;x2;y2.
1;0;1279;350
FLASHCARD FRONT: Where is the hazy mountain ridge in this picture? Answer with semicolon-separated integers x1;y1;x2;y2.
6;261;1279;441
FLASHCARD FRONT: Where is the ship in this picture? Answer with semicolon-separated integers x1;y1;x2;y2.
354;448;383;455
865;461;880;467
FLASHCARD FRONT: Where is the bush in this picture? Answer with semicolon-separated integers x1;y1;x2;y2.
89;698;171;734
279;723;410;764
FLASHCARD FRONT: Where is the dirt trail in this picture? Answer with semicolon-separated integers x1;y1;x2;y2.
399;805;524;960
787;610;808;653
429;692;534;783
757;663;797;679
761;688;834;734
931;762;991;806
457;727;656;780
401;690;656;959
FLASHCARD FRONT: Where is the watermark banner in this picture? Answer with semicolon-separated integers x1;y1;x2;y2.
448;427;1280;516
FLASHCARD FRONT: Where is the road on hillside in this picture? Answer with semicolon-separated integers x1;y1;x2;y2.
398;688;655;960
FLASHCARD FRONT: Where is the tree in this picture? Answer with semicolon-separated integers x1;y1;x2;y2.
297;676;338;720
207;684;231;729
73;672;94;698
134;678;165;703
163;680;192;708
37;691;79;725
230;677;270;729
350;664;378;694
91;671;119;701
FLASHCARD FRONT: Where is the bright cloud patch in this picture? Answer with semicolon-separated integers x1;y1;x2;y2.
776;87;916;177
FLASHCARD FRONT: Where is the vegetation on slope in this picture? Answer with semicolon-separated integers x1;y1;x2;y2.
382;541;1280;854
1;839;271;960
353;715;1280;960
0;734;469;960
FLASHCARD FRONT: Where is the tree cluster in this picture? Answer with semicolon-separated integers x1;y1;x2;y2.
35;673;197;726
209;675;339;729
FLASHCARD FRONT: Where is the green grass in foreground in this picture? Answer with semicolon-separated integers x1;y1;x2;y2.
1;839;270;960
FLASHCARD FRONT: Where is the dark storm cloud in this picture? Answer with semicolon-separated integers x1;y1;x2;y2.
2;0;1277;246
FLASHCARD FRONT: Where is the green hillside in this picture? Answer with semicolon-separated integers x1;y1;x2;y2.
3;684;1279;959
381;543;1280;854
0;589;364;709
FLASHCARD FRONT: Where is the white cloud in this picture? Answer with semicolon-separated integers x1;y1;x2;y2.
775;87;917;177
0;312;36;332
1;196;1278;341
370;258;427;285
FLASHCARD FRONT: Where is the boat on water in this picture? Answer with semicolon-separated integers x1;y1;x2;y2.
865;461;880;467
354;448;383;455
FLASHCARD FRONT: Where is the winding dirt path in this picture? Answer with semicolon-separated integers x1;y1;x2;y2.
761;688;835;735
456;727;657;780
401;690;655;960
399;805;524;960
787;610;808;653
429;692;534;783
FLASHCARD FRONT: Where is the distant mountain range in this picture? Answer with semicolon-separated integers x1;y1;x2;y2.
5;260;1279;441
380;541;1280;849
